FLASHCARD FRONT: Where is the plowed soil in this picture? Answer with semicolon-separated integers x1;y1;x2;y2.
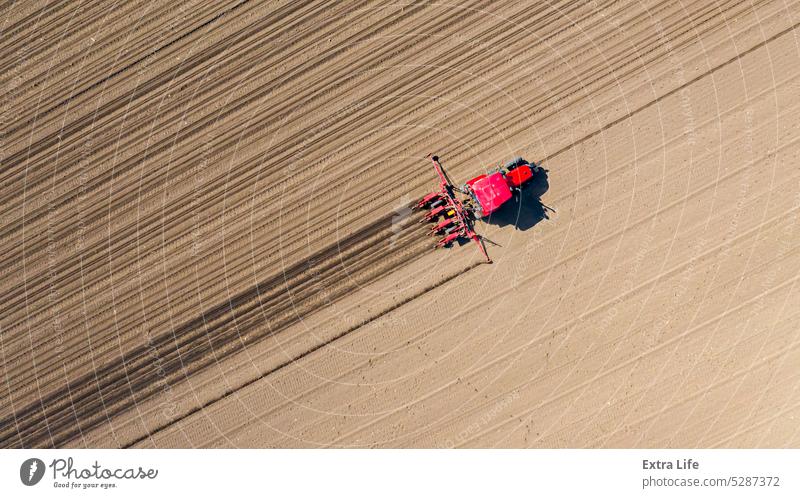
2;0;799;448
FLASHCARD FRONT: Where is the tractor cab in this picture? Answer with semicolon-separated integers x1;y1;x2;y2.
463;160;536;218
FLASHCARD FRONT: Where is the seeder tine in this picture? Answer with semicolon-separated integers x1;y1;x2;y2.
429;217;455;235
421;203;449;222
436;231;461;248
415;192;442;210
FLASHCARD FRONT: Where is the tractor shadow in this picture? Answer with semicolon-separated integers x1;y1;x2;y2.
482;167;551;231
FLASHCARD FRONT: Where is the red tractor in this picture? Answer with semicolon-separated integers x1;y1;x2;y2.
415;154;542;263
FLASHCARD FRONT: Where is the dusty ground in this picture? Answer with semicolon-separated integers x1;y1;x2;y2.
1;0;799;448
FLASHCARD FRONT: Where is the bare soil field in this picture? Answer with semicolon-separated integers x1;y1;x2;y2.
1;0;799;448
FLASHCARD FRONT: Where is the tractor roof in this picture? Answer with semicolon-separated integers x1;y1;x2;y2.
470;172;512;216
